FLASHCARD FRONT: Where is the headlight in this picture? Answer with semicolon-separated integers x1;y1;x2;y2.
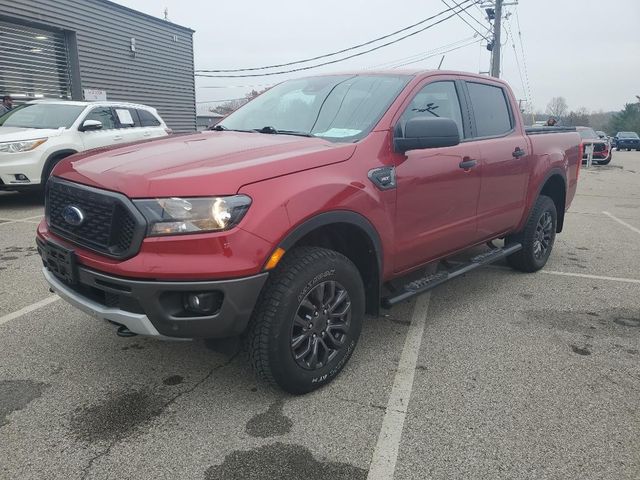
0;138;48;153
134;195;251;236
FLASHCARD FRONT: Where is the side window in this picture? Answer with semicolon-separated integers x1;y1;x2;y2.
466;82;513;137
84;107;117;130
114;108;140;128
137;109;161;127
398;81;464;138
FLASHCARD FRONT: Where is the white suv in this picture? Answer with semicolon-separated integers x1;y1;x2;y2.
0;100;170;190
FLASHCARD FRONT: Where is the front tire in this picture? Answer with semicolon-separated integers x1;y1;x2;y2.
506;195;557;273
247;247;365;394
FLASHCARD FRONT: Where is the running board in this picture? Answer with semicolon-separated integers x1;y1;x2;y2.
382;243;522;308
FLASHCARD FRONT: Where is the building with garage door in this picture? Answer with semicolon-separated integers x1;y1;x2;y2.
0;0;196;131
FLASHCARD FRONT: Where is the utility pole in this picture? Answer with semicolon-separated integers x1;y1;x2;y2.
490;0;503;77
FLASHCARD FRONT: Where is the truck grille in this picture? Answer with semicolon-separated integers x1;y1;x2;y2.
46;178;147;259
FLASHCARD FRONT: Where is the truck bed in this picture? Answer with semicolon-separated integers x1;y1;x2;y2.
525;126;577;135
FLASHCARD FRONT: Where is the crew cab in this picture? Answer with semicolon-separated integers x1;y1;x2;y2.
0;100;169;190
37;71;581;394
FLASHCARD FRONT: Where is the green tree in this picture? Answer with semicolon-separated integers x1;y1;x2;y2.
608;101;640;134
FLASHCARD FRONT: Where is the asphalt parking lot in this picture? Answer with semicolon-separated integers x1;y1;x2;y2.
1;152;639;480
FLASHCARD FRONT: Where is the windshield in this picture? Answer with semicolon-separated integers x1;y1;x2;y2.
618;132;639;139
577;128;598;140
0;103;85;129
220;74;411;142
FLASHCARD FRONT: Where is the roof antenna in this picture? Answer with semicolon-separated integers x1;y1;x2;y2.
163;7;169;20
437;55;445;70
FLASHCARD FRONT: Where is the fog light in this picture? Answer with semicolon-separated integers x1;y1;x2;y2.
183;292;223;315
14;174;29;182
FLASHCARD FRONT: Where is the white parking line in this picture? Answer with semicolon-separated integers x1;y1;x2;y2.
0;296;59;327
603;211;640;236
367;293;431;480
0;214;44;225
541;270;640;284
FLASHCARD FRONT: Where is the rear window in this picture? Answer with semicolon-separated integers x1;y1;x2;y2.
466;82;513;137
618;132;639;139
137;109;161;127
577;128;598;140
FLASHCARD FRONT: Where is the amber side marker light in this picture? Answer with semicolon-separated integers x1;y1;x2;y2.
265;247;286;270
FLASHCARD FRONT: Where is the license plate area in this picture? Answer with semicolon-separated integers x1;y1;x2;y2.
41;240;78;285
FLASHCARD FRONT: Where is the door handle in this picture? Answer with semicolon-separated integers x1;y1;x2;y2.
512;147;526;158
113;135;123;141
143;132;152;137
459;159;477;170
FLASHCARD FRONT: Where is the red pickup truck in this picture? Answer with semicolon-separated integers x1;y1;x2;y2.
37;71;581;393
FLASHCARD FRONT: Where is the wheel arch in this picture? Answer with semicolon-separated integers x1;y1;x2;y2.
536;169;567;232
42;149;78;180
277;211;383;316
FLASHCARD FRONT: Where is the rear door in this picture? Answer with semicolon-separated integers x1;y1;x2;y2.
463;80;530;238
79;106;124;150
113;107;144;143
393;78;482;273
137;108;167;139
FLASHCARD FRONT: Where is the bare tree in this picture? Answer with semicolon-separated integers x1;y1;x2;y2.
545;97;568;119
212;88;268;116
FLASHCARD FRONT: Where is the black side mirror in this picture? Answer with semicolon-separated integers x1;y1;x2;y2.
394;117;460;153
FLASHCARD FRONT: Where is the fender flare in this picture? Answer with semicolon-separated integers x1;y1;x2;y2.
533;167;567;232
277;210;384;314
43;149;78;179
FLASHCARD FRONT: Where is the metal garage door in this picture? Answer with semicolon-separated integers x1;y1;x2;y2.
0;20;71;100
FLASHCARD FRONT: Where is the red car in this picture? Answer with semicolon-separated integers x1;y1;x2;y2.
37;71;581;393
577;126;611;164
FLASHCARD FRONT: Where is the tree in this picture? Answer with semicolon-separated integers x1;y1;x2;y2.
608;100;640;134
545;96;568;120
211;88;268;116
563;108;590;127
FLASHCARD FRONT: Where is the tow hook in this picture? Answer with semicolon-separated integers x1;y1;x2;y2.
116;324;137;337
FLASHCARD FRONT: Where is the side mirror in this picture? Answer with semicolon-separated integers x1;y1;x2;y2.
80;119;103;131
394;117;460;153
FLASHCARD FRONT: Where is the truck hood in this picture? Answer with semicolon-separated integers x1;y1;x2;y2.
55;131;357;198
0;126;65;141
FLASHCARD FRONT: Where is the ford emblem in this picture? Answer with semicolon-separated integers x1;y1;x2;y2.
61;205;85;226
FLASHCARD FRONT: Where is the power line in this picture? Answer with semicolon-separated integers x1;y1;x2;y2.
441;0;491;41
391;38;481;68
504;20;527;105
514;9;534;108
195;0;474;73
195;1;477;79
368;36;477;69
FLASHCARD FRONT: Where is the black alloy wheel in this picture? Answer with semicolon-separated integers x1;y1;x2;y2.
533;211;553;261
290;280;351;370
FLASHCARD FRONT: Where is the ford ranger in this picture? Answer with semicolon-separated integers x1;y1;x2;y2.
37;71;581;394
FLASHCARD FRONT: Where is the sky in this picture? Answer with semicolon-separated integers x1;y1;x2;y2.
113;0;640;116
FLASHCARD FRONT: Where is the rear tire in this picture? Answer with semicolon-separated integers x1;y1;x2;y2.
599;156;611;165
247;247;365;394
506;195;557;273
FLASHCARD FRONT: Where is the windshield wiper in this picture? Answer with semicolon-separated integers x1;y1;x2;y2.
209;124;254;133
254;126;314;137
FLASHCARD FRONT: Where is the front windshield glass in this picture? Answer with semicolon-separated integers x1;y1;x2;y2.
578;128;598;140
220;74;411;142
0;103;85;129
618;132;639;139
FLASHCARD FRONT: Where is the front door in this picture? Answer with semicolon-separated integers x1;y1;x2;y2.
80;107;125;150
393;80;482;274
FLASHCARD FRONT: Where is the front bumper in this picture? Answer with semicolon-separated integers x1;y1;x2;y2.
41;261;268;339
0;150;44;187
